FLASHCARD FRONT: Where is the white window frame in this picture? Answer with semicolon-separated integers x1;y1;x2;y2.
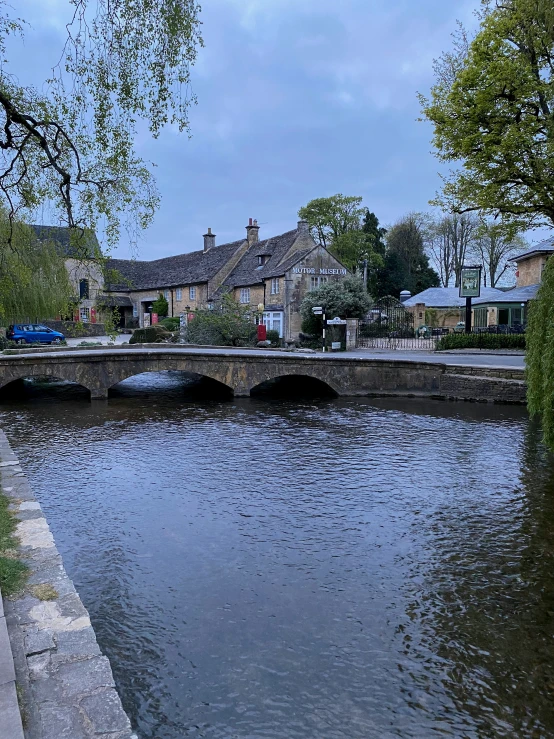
263;311;283;338
79;307;90;323
164;290;170;301
189;286;196;300
240;288;250;304
310;276;328;290
271;277;280;295
176;288;182;301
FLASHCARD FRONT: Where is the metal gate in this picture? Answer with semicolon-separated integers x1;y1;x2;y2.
357;296;438;350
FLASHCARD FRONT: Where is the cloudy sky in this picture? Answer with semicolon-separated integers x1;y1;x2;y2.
13;0;479;258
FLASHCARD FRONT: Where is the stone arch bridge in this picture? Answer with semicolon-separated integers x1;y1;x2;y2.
0;346;525;402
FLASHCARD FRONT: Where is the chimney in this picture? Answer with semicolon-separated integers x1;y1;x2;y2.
297;219;309;236
203;227;216;252
246;217;260;246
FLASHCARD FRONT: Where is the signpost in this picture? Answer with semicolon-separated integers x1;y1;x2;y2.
312;306;325;352
459;265;482;334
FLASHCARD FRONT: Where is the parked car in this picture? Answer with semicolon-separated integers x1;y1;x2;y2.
453;321;466;333
6;324;65;345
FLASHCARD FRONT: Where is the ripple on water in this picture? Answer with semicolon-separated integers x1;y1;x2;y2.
2;374;551;738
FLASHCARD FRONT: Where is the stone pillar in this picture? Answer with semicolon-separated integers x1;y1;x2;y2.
89;387;109;400
414;303;426;328
346;319;358;350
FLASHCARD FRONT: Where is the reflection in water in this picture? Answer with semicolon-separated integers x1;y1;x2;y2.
1;372;551;738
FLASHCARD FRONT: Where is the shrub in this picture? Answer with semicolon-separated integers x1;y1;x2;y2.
266;329;281;347
183;294;257;346
152;293;169;317
129;324;172;344
160;316;180;331
435;333;526;351
300;277;371;334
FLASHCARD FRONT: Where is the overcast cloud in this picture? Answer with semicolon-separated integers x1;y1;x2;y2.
12;0;478;257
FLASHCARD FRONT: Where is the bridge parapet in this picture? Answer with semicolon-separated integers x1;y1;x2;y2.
0;348;526;403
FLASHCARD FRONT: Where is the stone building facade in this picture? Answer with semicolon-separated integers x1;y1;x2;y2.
105;219;350;340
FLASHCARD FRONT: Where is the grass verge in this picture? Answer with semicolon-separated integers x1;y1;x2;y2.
0;490;28;596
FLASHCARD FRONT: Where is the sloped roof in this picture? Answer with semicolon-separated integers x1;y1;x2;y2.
403;286;505;308
513;236;554;262
473;283;539;304
221;230;302;288
31;225;101;259
105;238;245;291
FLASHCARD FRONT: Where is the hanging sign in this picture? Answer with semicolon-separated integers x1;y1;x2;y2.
459;267;482;298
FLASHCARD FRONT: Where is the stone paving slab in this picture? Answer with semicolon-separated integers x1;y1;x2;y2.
0;429;137;739
0;679;25;739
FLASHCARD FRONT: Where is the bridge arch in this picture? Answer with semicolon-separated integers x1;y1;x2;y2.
107;368;234;398
102;359;235;395
249;372;340;398
0;374;92;398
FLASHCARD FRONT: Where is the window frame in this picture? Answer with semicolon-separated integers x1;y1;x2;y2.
176;288;182;301
189;286;196;300
79;278;90;300
240;288;251;304
271;277;280;295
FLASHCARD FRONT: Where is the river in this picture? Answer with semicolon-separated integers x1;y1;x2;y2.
1;372;553;738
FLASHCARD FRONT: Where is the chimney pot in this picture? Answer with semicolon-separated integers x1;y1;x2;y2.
249;217;253;226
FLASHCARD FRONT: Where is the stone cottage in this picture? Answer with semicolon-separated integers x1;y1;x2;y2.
104;219;350;341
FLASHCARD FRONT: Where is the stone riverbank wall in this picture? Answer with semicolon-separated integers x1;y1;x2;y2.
0;430;136;739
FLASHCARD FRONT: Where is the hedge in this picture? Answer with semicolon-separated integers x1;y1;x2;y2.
436;333;526;351
129;324;172;344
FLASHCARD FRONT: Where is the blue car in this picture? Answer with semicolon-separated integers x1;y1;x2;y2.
6;324;65;345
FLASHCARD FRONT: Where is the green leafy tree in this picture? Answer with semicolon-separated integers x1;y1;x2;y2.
419;0;554;232
527;259;554;448
373;215;440;298
298;197;384;287
0;0;202;245
185;294;257;346
330;231;383;275
152;293;169;318
300;277;371;334
298;195;365;249
0;214;72;322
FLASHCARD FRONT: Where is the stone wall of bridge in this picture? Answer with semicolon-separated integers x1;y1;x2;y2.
0;348;527;404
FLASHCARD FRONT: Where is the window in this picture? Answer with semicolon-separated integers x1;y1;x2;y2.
164;290;170;301
263;311;283;338
189;286;196;300
79;279;89;300
80;307;90;323
474;307;488;328
271;277;280;295
310;276;328;290
176;288;182;301
240;288;250;304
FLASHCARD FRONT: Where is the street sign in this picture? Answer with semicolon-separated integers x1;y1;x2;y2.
312;306;323;313
327;317;347;325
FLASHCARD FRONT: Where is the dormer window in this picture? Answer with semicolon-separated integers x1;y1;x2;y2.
258;255;267;266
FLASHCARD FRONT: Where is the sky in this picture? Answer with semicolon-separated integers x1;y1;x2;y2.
12;0;482;259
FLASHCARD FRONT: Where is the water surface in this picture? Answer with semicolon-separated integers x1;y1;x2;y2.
1;373;552;738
